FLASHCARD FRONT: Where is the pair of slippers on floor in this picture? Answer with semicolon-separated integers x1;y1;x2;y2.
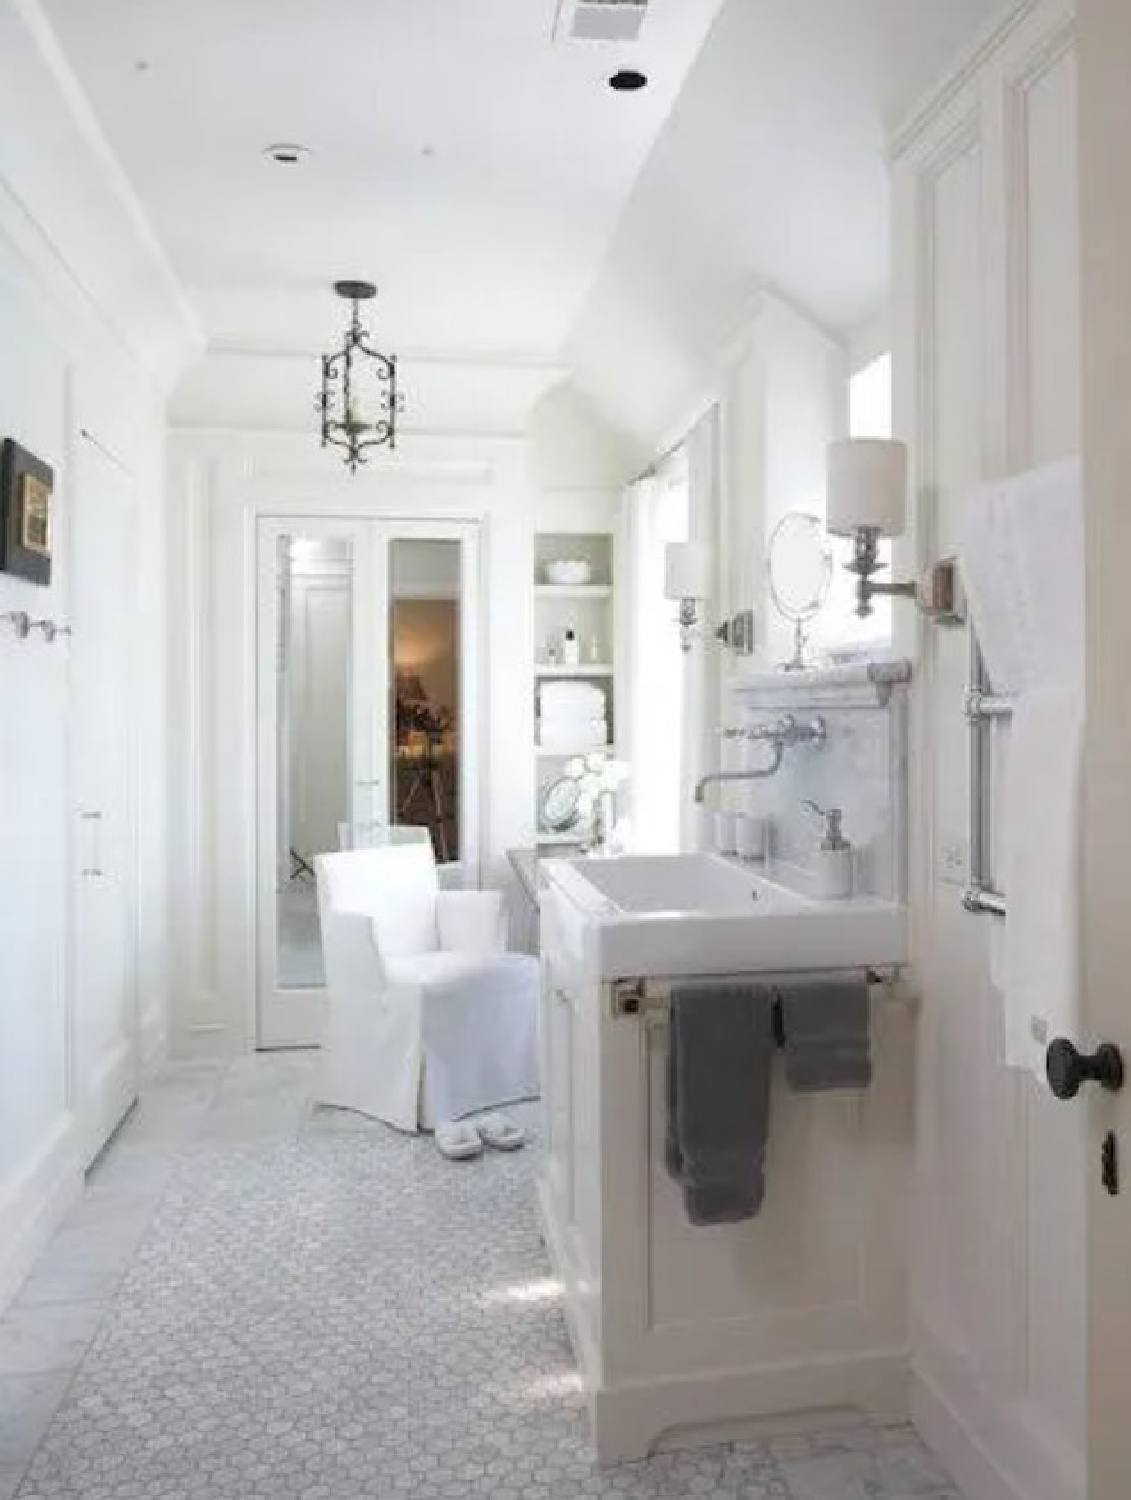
435;1113;525;1160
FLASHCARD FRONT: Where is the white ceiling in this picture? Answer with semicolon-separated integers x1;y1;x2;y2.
37;0;728;357
38;0;1007;442
566;0;1010;443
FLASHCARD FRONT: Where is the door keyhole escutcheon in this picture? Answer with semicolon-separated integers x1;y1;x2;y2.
1046;1038;1125;1101
1102;1132;1120;1197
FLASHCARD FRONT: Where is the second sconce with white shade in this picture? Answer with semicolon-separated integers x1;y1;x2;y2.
664;541;711;652
663;540;756;654
826;437;963;624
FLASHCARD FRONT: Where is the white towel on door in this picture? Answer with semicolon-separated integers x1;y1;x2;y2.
959;482;1029;697
1001;686;1083;1076
959;457;1083;696
959;458;1085;1084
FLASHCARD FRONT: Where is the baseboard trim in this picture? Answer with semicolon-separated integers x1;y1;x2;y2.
593;1352;909;1467
911;1346;1084;1500
172;1021;233;1061
540;1173;908;1467
0;1113;81;1313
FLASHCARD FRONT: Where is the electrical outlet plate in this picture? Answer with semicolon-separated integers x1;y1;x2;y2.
939;838;968;887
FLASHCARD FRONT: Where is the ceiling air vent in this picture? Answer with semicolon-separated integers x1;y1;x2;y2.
554;0;649;44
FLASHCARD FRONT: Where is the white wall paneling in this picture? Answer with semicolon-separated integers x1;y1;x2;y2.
68;432;141;1165
166;429;614;1056
893;5;1084;1499
0;1;197;1308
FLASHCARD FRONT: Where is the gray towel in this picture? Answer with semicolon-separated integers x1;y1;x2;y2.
665;984;774;1226
778;978;872;1091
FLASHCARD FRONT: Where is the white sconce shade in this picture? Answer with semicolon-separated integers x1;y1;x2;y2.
826;438;909;537
664;541;711;601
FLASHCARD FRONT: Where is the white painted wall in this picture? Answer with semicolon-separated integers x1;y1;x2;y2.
893;6;1086;1499
165;371;624;1057
715;295;848;671
0;2;197;1305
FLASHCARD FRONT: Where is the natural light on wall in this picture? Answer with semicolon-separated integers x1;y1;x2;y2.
819;353;894;652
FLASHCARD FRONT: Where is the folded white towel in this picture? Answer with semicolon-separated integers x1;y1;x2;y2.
538;722;608;752
539;681;606;713
538;711;609;734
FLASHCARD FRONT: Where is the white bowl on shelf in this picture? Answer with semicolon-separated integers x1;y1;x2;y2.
544;559;592;586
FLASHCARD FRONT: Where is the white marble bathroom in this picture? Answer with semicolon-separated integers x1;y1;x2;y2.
2;2;1130;1499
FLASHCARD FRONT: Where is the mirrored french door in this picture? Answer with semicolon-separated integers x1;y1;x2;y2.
255;516;480;1048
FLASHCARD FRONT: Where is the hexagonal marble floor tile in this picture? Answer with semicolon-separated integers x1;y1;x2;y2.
5;1058;964;1500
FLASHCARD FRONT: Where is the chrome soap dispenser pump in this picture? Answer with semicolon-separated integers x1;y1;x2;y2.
802;800;854;899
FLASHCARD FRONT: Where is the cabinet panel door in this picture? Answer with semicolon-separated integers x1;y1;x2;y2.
69;437;138;1165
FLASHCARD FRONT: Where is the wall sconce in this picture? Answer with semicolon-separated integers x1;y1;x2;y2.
663;542;757;654
664;541;711;653
826;438;963;625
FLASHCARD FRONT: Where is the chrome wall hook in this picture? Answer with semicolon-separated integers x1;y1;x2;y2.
29;618;71;643
2;611;32;639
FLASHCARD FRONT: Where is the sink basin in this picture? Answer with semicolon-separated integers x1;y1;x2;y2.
542;853;908;981
569;853;807;915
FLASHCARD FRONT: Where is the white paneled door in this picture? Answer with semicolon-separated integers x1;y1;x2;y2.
1078;4;1131;1496
255;517;481;1049
69;434;139;1167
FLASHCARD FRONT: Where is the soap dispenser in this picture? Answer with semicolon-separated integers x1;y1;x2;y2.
802;800;854;899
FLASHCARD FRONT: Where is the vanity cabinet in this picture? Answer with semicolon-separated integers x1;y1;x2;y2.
537;872;917;1464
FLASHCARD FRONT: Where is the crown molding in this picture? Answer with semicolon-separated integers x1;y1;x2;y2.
0;0;204;390
889;0;1056;160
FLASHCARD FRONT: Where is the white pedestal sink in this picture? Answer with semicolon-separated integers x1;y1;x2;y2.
543;852;908;983
535;851;914;1464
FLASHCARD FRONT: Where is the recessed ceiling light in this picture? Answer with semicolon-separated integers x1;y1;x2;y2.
609;68;648;92
263;143;311;166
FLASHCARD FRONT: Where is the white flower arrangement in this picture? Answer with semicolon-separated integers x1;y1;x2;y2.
564;752;630;829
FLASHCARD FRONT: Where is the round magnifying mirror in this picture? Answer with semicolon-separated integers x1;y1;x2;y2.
767;511;832;670
540;775;581;833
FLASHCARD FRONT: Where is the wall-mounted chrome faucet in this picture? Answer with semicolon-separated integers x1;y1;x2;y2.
696;714;827;803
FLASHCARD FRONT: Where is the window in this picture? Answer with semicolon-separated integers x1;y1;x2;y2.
625;458;691;853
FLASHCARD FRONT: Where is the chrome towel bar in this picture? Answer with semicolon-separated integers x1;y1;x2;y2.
963;634;1011;917
610;968;902;1019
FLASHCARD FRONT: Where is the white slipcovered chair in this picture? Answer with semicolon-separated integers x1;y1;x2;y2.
314;839;540;1132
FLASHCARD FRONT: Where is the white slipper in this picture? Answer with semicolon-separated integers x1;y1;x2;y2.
476;1113;526;1152
435;1121;484;1161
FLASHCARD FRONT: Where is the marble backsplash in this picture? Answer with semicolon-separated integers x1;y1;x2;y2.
721;662;911;902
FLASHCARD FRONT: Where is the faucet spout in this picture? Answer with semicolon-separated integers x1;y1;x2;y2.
694;739;785;803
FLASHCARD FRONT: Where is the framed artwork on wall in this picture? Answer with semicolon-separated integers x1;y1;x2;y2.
0;438;54;586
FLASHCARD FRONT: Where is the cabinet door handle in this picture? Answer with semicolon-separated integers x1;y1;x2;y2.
80;809;103;877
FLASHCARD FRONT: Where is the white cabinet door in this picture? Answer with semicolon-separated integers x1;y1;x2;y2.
69;437;138;1166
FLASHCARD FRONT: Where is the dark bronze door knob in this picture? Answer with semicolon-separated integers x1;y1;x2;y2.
1046;1039;1125;1100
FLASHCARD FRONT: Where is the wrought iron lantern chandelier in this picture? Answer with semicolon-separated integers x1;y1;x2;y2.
317;279;403;471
